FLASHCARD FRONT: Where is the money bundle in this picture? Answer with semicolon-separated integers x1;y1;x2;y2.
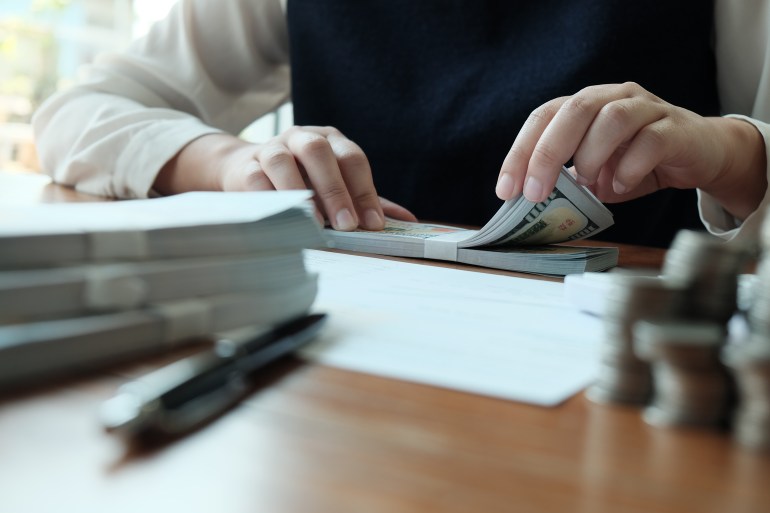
634;320;731;427
328;166;619;276
586;275;686;405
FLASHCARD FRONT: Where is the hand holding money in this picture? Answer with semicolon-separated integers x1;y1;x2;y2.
495;82;767;222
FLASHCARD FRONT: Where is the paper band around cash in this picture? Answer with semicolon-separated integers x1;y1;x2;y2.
88;230;149;260
423;231;473;261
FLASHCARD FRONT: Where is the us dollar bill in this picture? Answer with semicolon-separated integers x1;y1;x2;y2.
463;166;614;247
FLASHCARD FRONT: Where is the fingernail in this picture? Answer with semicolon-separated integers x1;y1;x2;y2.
613;179;627;194
496;173;515;199
575;174;590;186
334;208;357;231
523;176;543;202
363;208;384;230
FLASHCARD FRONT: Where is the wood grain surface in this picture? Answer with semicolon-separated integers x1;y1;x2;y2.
2;172;768;513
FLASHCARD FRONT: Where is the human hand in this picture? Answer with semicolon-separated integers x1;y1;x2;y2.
495;82;766;220
220;125;419;230
157;127;417;230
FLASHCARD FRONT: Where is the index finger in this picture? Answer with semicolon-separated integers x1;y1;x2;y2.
497;97;565;201
286;130;358;231
325;132;384;230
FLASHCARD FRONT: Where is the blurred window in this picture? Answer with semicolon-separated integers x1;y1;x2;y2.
0;0;289;174
0;0;177;172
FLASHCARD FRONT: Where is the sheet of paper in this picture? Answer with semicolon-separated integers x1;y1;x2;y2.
301;250;602;406
0;190;313;235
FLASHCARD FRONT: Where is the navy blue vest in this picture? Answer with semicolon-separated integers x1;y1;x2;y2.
287;0;719;247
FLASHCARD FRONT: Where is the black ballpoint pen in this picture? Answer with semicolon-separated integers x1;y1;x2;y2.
100;313;327;438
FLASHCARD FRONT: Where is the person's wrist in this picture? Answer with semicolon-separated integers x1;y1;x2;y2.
701;117;767;221
222;139;273;192
154;134;242;194
205;135;253;191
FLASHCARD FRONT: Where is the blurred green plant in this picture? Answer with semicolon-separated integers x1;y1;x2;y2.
31;0;73;13
0;1;70;121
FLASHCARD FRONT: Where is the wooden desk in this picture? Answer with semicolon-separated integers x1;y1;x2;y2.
1;173;768;513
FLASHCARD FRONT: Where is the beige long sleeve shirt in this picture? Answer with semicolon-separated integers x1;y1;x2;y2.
32;0;770;244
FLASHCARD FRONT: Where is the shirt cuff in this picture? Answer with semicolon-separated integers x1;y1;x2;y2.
116;118;223;199
697;114;770;245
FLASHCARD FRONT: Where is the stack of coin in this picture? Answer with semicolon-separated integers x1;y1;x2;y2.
746;258;770;336
634;320;731;427
720;213;770;449
737;273;759;313
586;275;686;405
761;206;770;252
662;230;750;325
723;335;770;450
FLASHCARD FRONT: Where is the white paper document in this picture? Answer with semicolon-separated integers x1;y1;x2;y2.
0;190;313;235
301;250;603;406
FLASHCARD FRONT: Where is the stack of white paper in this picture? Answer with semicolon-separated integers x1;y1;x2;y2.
0;191;327;388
